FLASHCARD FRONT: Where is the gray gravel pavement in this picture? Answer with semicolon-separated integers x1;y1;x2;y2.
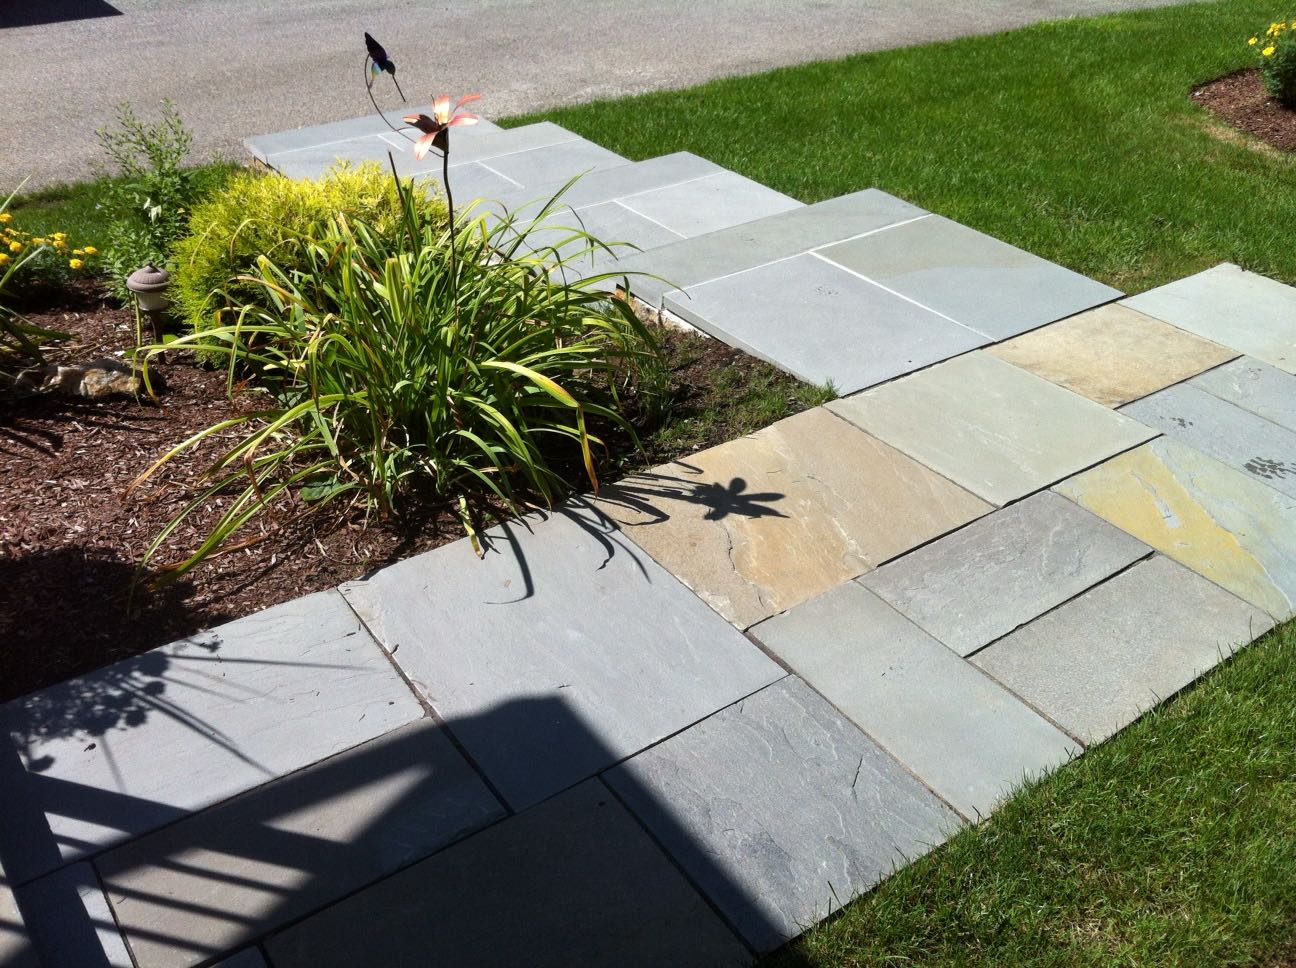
2;0;1184;190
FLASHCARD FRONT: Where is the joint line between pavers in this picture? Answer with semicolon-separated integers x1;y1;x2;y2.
612;170;724;205
662;250;809;305
806;211;933;251
469;136;583;166
267;122;419;160
807;249;976;332
90;857;137;968
377;132;414;153
471;159;525;188
611;199;688;239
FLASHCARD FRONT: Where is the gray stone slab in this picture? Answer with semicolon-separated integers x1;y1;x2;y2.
440;120;580;166
519;199;684;271
1122;263;1296;374
973;556;1274;743
613;189;928;305
605;677;960;951
663;253;987;392
265;779;748;968
415;159;524;202
829;352;1158;506
98;720;503;968
16;863;131;968
0;859;38;968
1122;382;1296;499
245;104;495;161
1191;356;1296;432
474;139;628;191
492;151;725;213
340;500;783;811
0;590;422;883
859;490;1151;657
751;584;1078;820
268;134;428;180
620;170;802;238
816;214;1123;340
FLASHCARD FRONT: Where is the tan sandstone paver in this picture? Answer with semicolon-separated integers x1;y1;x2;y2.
595;407;991;629
986;303;1237;407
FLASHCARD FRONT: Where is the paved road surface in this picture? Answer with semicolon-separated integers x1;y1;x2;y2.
2;0;1183;189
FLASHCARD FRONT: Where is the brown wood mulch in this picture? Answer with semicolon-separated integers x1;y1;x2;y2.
1;281;796;702
1193;68;1296;153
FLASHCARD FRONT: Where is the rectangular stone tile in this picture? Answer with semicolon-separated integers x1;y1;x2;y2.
860;490;1150;657
972;556;1273;743
663;253;988;392
1122;263;1296;374
829;352;1157;506
605;677;960;952
269;135;430;180
751;583;1079;820
1192;356;1296;432
0;859;37;968
620;170;802;238
986;303;1237;407
1122;382;1296;498
516;199;684;270
265;780;748;968
492;151;725;213
596;406;991;629
614;189;928;305
817;215;1122;340
1054;437;1296;619
340;500;782;811
0;590;422;883
16;862;132;967
480;139;629;189
414;159;523;202
245;105;483;161
438;120;579;166
98;720;503;968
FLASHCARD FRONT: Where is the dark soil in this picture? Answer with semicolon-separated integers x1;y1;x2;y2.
1;282;817;702
1193;68;1296;152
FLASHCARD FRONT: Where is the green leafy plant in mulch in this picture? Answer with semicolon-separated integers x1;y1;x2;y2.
1251;15;1296;105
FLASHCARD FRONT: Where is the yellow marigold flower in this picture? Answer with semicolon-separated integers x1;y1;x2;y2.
32;237;45;245
0;213;11;223
1250;36;1259;44
72;248;84;255
52;231;65;240
8;241;21;252
82;245;97;255
1264;45;1276;56
68;258;84;270
0;253;8;265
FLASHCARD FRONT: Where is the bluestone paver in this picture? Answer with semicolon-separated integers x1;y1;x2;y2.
265;780;749;968
973;556;1273;743
614;189;927;305
339;500;782;811
816;214;1122;340
244;105;501;162
1122;382;1296;499
16;862;132;968
596;406;990;629
492;151;727;212
751;582;1079;820
605;677;960;952
267;133;442;181
620;170;802;237
478;138;628;190
1055;437;1296;619
0;859;37;968
1122;263;1296;374
1191;356;1296;432
859;490;1150;657
98;720;503;968
986;303;1237;407
661;253;988;392
515;199;683;275
829;352;1157;506
0;590;422;883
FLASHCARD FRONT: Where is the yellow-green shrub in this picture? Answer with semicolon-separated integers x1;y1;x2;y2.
172;162;447;331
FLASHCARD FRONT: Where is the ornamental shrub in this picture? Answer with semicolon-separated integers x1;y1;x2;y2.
173;163;446;333
1250;17;1296;107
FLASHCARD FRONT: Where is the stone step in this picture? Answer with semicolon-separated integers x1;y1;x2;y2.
243;105;504;163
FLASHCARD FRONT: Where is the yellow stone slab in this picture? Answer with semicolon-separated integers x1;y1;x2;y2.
986;304;1237;408
596;407;992;629
1054;437;1296;619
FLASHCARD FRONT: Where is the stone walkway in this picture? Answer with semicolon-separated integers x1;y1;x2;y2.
2;114;1294;968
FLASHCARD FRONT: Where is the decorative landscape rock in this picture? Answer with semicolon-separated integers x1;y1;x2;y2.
339;500;782;811
0;590;423;883
1189;356;1296;432
859;490;1150;657
604;677;961;951
15;862;132;967
751;581;1079;820
815;214;1123;341
1054;438;1296;619
596;406;991;629
661;252;988;392
98;720;503;968
829;352;1157;506
13;357;142;398
1121;263;1296;374
1122;382;1296;499
986;303;1237;407
264;780;749;968
972;556;1273;743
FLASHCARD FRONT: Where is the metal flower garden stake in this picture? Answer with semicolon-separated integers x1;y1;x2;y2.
403;94;481;237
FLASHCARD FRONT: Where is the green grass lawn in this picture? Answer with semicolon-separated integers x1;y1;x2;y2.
508;0;1296;295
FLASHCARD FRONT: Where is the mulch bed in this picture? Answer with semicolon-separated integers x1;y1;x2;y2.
1;281;799;702
1193;68;1296;152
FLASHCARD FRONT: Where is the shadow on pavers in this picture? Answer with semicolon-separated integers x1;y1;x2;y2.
0;0;122;29
1;662;820;967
